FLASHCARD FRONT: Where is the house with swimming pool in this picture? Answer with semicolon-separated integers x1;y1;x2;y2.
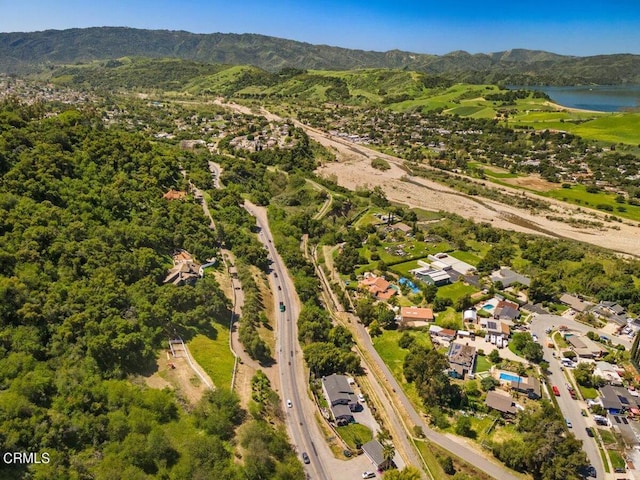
494;370;541;400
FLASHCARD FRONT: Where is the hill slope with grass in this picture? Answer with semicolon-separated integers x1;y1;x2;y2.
4;27;640;84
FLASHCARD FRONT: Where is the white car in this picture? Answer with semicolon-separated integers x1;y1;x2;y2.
362;472;376;479
358;394;365;403
286;399;292;408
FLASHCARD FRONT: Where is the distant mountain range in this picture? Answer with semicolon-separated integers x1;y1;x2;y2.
2;27;640;85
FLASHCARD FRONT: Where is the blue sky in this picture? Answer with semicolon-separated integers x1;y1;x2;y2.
2;0;640;56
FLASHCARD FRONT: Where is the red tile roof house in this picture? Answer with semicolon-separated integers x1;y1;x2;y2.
359;275;397;300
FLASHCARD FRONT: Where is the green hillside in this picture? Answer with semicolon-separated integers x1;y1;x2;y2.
4;27;640;85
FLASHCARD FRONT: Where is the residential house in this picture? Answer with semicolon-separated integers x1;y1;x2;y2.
427;253;475;275
559;293;591;313
428;325;456;342
392;222;413;235
410;266;451;286
481;319;510;339
485;390;517;416
490;267;531;288
592;301;628;325
494;300;520;322
510;376;541;399
399;306;434;328
594;361;624;386
164;251;201;286
566;335;605;359
361;439;393;471
599;385;635;415
322;374;358;425
359;275;397;301
448;342;476;379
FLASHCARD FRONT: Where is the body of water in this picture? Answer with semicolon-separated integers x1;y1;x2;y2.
508;85;640;112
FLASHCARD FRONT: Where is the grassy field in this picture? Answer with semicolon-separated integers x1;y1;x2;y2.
449;250;482;266
373;329;432;378
189;331;235;390
436;281;479;302
336;423;373;449
542;183;640;214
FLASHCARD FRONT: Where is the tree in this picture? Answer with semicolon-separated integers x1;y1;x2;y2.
488;349;501;364
455;416;476;438
382;441;396;467
481;376;499;391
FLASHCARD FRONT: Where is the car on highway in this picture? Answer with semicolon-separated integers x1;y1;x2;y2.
586;427;594;437
565;418;572;428
277;285;281;291
279;301;286;312
286;399;292;408
362;472;376;479
302;452;310;464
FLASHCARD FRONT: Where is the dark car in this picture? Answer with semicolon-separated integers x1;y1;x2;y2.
302;452;310;464
585;427;594;437
343;449;352;458
587;465;597;477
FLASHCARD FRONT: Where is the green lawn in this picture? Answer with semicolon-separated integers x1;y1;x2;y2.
608;449;627;470
436;281;479;302
578;385;598;400
475;354;492;373
449;250;481;266
598;429;617;445
336;423;373;449
189;331;235;390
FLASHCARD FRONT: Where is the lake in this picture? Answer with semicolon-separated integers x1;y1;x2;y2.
508;85;640;112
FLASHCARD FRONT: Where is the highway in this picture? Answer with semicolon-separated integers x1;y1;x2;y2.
245;201;332;480
530;313;621;479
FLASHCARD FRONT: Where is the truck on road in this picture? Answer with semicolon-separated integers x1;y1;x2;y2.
279;301;286;312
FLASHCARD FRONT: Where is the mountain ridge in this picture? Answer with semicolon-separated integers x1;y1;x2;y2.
1;27;639;84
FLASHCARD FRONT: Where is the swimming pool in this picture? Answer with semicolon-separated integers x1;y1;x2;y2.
482;304;494;311
499;372;524;383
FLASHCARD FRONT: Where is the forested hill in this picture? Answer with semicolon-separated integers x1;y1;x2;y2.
2;26;640;84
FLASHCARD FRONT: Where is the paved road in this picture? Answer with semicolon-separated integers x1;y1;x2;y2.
530;313;623;479
352;320;523;480
245;201;333;480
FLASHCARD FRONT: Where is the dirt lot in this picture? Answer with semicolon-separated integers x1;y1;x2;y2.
145;351;209;406
501;174;558;192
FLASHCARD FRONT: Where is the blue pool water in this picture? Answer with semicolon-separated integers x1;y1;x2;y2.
482;304;494;311
499;372;524;383
399;277;421;294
